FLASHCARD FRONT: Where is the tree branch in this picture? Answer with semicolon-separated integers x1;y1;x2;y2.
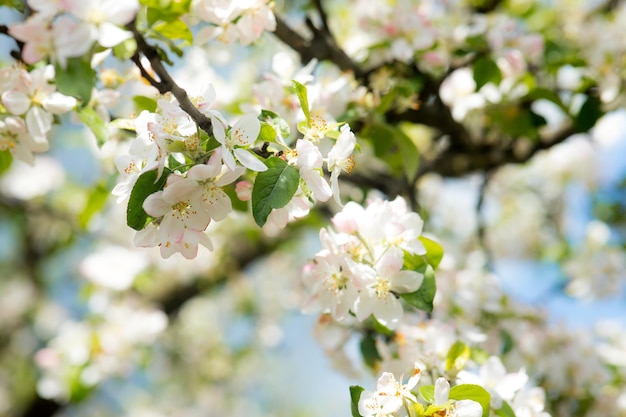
127;23;214;136
272;15;366;80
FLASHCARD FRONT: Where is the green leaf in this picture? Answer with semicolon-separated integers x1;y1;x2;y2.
112;38;137;60
495;400;517;417
0;0;24;12
127;169;170;231
500;329;515;355
153;18;193;43
55;57;96;105
133;96;158;113
419;236;444;269
251;157;300;227
574;95;603;132
473;56;502;90
401;264;436;313
260;109;291;140
445;341;471;373
0;151;13;176
79;181;111;229
360;334;382;368
449;384;491;417
394;127;420;179
259;121;277;143
419;385;435;403
292;80;311;126
77;107;108;146
350;386;365;417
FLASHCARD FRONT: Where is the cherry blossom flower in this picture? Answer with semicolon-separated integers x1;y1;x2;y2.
353;248;423;329
215;114;266;172
186;151;244;221
358;367;422;417
293;139;332;202
0;116;40;165
433;378;482;417
1;65;77;140
60;0;139;49
141;174;213;259
326;124;356;205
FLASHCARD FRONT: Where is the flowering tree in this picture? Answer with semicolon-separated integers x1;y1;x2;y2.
1;0;626;416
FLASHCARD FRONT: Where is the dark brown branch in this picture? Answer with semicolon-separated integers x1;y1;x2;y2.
312;0;331;33
273;15;366;80
127;23;213;136
417;124;578;178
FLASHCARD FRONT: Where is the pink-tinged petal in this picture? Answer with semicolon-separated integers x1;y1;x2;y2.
134;225;158;247
25;106;52;138
53;17;96;63
187;164;217;181
391;270;423;293
159;242;177;259
434;378;450;406
162;175;199;203
206;190;232;221
374;248;404;278
331;201;363;233
231;114;260;146
160;213;185;241
234;148;267;172
143;191;171;217
2;90;31;115
217;165;245;186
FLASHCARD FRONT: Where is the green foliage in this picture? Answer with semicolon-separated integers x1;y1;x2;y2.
0;0;23;11
419;385;435;403
133;96;159;113
0;150;12;176
251;157;300;227
360;333;382;369
260;110;291;141
292;80;311;127
259;121;277;143
79;181;112;229
473;56;502;90
574;95;604;132
419;236;444;269
449;384;491;417
77;107;108;146
495;400;517;417
350;386;365;417
445;341;470;374
152;18;193;44
55;57;96;105
127;169;170;230
401;257;436;313
112;38;138;60
361;123;420;178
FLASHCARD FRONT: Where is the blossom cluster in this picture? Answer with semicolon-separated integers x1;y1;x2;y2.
192;0;276;45
0;65;76;164
113;84;357;259
303;196;428;330
34;299;167;401
8;0;139;67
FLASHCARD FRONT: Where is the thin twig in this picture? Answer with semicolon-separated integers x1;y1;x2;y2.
127;23;214;136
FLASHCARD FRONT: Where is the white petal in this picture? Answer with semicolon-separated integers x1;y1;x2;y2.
97;22;133;47
302;169;331;202
434;378;450;406
42;92;77;114
143;191;171;217
231;114;260;146
373;296;403;330
454;400;483;417
391;270;423;293
234;148;267;172
25;106;52;138
2;90;31;115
